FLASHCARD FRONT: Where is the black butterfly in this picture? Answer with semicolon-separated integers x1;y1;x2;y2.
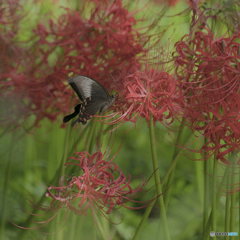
63;75;115;127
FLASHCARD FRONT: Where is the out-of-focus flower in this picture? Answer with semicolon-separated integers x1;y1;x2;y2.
1;0;155;129
0;1;32;131
0;0;25;77
15;149;154;230
174;27;240;165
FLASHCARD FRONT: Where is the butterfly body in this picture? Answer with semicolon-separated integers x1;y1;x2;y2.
63;75;115;126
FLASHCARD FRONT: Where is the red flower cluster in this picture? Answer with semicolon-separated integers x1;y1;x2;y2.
174;27;240;165
108;64;183;126
0;1;32;130
20;149;152;229
1;0;149;128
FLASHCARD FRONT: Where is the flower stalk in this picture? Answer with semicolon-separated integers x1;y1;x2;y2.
212;152;218;238
203;162;231;239
164;118;185;210
225;176;230;240
203;138;210;231
230;156;236;233
0;134;14;240
148;113;171;240
60;119;72;176
239;171;240;240
94;213;108;240
133;130;193;240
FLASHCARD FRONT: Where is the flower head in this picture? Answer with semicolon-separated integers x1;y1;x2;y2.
107;54;183;126
50;151;149;215
174;27;240;165
16;148;154;230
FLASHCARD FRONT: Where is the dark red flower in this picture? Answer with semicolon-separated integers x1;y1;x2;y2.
174;27;240;165
1;0;153;129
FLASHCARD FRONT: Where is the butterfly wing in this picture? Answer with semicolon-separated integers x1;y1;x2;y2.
63;104;81;123
67;75;114;127
71;96;109;127
68;75;110;101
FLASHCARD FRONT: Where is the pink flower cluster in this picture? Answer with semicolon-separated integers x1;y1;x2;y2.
21;149;152;229
48;151;149;215
174;27;240;165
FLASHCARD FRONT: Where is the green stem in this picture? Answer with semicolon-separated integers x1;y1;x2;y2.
203;140;210;239
100;215;110;240
18;153;77;240
69;125;89;154
60;119;72;176
149;113;171;240
203;162;230;240
95;213;107;240
86;120;97;153
164;119;185;210
98;120;105;149
67;123;94;175
239;169;240;240
195;160;204;205
18;123;71;240
56;122;72;240
212;153;217;238
98;121;110;238
162;131;193;186
194;136;204;208
225;172;230;240
230;158;236;233
89;120;98;154
132;201;154;240
0;134;14;240
18;190;50;240
132;131;193;240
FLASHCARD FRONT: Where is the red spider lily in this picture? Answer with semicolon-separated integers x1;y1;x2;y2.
106;62;183;127
0;1;34;131
58;151;150;214
174;27;240;165
1;0;153;129
13;149;155;230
